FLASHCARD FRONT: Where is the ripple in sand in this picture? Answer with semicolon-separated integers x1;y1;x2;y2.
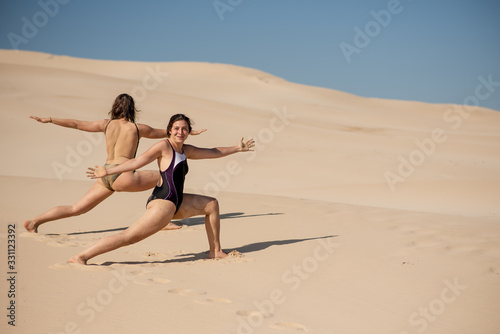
133;277;171;285
489;267;500;275
445;244;483;255
271;321;308;331
41;234;76;242
396;226;422;234
77;241;93;247
168;288;206;296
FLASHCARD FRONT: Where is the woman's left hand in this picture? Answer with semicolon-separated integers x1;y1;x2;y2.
238;137;255;152
190;128;207;136
86;165;107;179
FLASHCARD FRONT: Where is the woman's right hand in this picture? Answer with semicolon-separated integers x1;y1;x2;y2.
30;115;51;123
86;165;107;179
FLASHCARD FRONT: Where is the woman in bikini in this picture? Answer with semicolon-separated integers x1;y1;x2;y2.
24;94;205;233
72;114;254;263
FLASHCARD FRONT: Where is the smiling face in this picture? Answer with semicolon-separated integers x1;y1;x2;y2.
169;120;190;144
166;114;193;142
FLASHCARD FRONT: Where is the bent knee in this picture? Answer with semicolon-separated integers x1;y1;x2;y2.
206;197;219;213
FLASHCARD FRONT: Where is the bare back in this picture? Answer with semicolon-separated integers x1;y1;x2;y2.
104;119;140;164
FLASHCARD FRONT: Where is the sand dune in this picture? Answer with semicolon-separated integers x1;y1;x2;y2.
1;50;499;333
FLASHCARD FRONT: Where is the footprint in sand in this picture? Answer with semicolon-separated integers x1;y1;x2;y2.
214;250;255;264
173;225;203;232
45;234;75;240
394;225;422;234
227;250;244;258
133;277;172;285
236;310;272;319
138;263;157;268
32;234;82;247
129;269;153;276
445;244;483;255
47;241;79;247
195;297;232;305
50;262;114;271
407;240;441;249
395;225;441;237
168;288;207;296
271;321;308;331
143;251;166;258
20;231;40;238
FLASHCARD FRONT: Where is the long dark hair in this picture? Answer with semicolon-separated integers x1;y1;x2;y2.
167;114;193;137
108;93;138;122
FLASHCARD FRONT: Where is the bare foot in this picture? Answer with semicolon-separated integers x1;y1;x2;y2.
69;255;87;265
23;220;39;233
161;222;182;230
208;250;228;259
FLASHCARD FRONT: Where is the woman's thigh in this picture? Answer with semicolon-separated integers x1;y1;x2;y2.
173;193;216;220
123;200;177;242
113;170;160;192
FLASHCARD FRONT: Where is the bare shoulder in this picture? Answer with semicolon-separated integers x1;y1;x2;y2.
135;122;167;139
88;119;109;132
183;144;197;156
153;139;172;152
135;122;150;130
134;122;148;134
99;118;110;126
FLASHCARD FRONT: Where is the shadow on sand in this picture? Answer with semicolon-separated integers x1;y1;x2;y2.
98;235;338;266
56;212;283;236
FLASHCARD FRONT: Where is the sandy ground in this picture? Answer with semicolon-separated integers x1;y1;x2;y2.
1;50;499;334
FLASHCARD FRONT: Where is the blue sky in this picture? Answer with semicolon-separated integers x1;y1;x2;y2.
1;0;500;111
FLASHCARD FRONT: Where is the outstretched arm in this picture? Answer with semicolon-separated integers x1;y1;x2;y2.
184;137;255;160
137;124;166;139
87;141;164;179
30;116;107;132
138;124;207;139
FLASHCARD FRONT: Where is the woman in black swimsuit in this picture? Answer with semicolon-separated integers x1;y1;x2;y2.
24;94;205;233
71;114;254;263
